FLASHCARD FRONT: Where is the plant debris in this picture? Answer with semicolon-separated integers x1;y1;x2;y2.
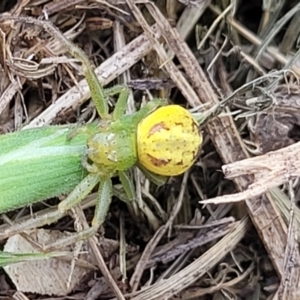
1;0;300;299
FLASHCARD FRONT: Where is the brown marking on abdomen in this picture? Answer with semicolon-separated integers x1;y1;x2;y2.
147;153;170;167
148;122;169;137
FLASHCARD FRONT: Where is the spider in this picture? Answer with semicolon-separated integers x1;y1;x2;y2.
0;16;202;234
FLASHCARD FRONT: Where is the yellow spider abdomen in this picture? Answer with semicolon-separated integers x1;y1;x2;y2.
137;105;202;176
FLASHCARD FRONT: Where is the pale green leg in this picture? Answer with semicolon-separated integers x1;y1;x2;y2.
66;126;96;140
36;19;111;120
104;85;128;99
81;154;99;173
132;98;168;124
92;177;112;227
112;88;130;120
61;34;110;119
45;19;110;119
136;163;168;186
81;64;108;118
58;173;114;229
58;174;100;212
118;171;135;201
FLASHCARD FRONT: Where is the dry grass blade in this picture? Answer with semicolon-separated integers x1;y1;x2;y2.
202;141;300;204
127;217;250;300
276;181;299;300
269;188;300;239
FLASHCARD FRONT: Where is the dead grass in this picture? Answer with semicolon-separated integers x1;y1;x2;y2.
1;0;300;299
